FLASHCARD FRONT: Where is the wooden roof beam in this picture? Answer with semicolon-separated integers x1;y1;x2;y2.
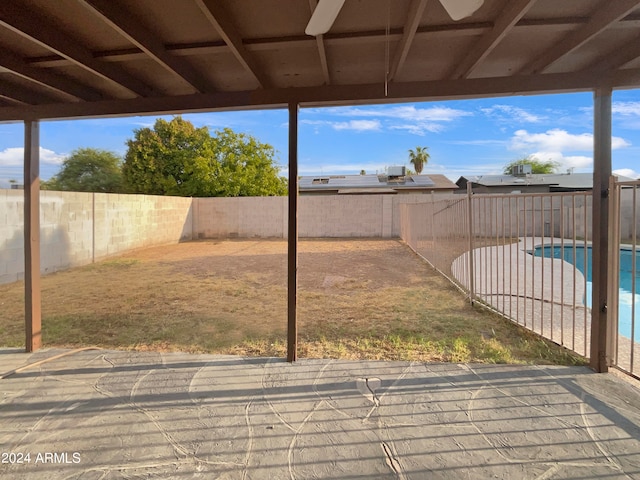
519;0;640;75
28;16;622;69
78;0;215;94
3;68;640;122
194;0;270;88
450;0;536;79
0;80;60;105
0;96;26;107
0;50;103;102
389;0;428;82
582;32;640;73
308;0;331;85
0;0;156;97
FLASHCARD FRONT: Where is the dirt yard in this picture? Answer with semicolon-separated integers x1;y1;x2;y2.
0;239;584;364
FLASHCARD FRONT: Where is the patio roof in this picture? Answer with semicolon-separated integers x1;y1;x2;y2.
0;0;640;121
4;0;637;372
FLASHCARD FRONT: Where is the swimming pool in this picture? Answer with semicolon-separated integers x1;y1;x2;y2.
533;244;640;343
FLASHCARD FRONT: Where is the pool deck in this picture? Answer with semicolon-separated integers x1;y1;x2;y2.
2;347;640;479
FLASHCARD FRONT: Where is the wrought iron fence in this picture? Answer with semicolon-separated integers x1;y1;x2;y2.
400;189;594;359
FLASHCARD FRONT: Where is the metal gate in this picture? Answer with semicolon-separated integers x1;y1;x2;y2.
609;178;640;377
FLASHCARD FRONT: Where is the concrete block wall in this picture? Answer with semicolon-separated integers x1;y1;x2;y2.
390;194;433;236
0;190;25;284
93;193;192;260
40;191;94;275
0;190;192;284
194;196;286;238
1;190;434;284
194;194;433;239
619;189;640;241
300;195;384;237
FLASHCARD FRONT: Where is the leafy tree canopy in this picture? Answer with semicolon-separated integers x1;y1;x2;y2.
503;156;559;175
44;148;123;193
123;117;287;197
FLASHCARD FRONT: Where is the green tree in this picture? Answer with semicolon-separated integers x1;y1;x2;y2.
123;117;286;197
503;156;559;175
44;148;123;192
209;128;287;197
408;146;430;174
123;117;214;196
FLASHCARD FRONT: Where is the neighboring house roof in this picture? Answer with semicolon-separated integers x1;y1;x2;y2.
456;173;635;192
299;174;456;194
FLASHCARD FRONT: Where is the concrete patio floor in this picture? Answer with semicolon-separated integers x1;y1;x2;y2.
2;348;640;479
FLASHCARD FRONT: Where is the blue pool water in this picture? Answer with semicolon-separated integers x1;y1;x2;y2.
533;245;640;343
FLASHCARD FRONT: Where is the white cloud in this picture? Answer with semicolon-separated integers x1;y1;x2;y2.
317;105;472;122
612;102;640;129
0;148;25;166
333;120;381;132
613;102;640;117
579;102;640;118
304;105;472;136
131;121;155;128
509;129;632;173
510;129;630;152
481;105;545;123
613;168;640;179
301;119;381;132
389;123;444;135
582;102;640;129
41;149;67;165
529;151;593;171
0;147;66;167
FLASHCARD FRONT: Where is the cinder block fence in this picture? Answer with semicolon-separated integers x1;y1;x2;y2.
0;190;432;284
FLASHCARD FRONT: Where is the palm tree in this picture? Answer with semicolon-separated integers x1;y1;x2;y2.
408;146;430;175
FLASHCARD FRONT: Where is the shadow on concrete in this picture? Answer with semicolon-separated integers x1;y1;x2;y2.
1;349;639;479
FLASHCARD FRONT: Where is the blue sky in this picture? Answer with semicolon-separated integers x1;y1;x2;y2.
1;89;639;188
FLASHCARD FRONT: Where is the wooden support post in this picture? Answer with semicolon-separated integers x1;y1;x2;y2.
590;87;612;372
287;103;299;362
24;120;41;352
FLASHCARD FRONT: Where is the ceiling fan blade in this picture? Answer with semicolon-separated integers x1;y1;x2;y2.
439;0;484;21
305;0;346;36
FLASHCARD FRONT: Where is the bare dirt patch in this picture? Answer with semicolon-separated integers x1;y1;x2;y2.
0;239;584;365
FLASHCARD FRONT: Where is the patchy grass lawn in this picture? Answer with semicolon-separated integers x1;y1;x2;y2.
0;239;585;365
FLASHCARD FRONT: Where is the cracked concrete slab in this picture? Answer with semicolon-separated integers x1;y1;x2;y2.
1;348;640;479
